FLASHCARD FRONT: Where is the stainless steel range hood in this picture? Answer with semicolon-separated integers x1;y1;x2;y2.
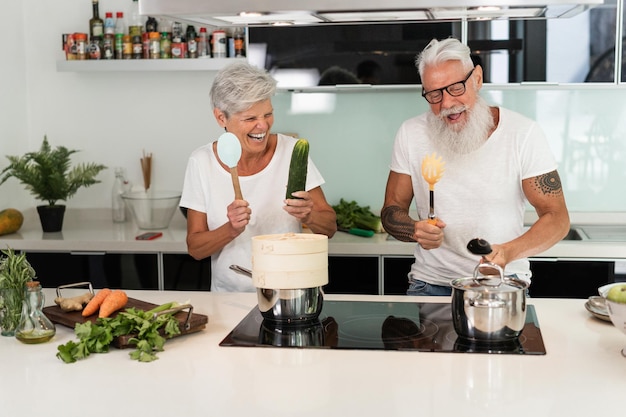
139;0;604;26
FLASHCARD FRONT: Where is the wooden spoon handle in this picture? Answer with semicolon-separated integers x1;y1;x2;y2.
230;166;243;200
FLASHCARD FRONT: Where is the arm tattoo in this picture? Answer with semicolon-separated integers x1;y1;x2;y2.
532;170;563;196
381;206;417;242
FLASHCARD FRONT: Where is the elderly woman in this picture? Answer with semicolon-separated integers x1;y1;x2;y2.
180;62;337;292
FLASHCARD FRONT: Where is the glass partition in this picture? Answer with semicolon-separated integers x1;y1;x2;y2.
271;85;626;212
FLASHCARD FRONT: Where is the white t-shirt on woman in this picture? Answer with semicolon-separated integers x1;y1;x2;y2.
180;133;325;292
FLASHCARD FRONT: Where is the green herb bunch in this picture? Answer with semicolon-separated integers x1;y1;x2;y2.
0;247;36;334
332;198;383;233
57;303;182;363
0;135;107;206
0;247;36;288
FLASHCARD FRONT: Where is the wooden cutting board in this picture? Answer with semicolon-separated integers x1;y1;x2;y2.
43;298;208;349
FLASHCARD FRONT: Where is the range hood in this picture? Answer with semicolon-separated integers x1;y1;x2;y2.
139;0;604;26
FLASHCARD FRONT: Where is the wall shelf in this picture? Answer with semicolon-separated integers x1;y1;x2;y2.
56;58;247;72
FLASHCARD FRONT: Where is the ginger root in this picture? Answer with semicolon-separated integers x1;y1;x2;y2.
54;292;95;312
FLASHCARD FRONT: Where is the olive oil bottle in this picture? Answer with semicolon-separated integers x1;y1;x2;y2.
89;0;104;39
16;281;56;344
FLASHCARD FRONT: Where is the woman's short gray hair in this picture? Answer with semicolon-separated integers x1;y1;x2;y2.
210;62;277;117
415;38;474;79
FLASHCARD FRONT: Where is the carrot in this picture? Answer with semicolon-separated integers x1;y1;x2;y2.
81;288;112;317
98;290;128;318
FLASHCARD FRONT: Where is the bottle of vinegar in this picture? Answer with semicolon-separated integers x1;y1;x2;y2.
115;11;126;35
104;12;116;35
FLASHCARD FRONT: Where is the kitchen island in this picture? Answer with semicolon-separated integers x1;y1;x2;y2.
0;290;624;417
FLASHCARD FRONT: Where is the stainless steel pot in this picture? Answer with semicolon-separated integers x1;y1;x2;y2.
229;265;324;323
451;262;528;342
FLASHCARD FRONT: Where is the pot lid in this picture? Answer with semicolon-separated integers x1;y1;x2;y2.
451;261;529;292
451;275;529;293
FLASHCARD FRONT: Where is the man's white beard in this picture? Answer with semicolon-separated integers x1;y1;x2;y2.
426;96;495;156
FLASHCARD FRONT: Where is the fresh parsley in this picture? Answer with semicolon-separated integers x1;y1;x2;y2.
56;303;182;363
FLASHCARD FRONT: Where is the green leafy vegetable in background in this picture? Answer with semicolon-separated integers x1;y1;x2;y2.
57;302;182;363
332;199;383;233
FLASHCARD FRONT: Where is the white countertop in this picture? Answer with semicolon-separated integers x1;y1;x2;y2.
1;290;625;417
2;208;626;260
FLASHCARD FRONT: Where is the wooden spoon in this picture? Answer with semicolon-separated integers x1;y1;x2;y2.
217;132;243;200
421;152;445;225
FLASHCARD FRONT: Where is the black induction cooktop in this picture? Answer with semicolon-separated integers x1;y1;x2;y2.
219;301;547;355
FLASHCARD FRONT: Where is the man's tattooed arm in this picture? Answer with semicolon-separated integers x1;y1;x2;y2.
531;170;564;197
381;205;417;242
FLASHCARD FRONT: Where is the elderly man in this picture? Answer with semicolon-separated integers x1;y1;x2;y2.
381;38;570;296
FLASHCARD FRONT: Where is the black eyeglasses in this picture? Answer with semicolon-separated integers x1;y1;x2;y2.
421;68;475;104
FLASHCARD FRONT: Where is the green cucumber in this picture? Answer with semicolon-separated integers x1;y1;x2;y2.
285;139;309;199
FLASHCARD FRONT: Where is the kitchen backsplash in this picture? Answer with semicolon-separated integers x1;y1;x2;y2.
271;85;626;213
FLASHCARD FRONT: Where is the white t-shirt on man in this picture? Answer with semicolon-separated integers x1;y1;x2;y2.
390;107;557;286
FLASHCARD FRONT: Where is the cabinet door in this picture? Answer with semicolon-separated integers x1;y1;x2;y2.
23;252;158;290
163;254;211;291
529;260;615;298
326;256;379;295
382;256;414;295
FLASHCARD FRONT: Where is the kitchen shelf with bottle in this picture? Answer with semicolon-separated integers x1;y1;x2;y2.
56;57;248;72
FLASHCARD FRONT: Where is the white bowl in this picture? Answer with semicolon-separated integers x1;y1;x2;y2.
605;299;626;357
599;283;626;298
122;190;181;229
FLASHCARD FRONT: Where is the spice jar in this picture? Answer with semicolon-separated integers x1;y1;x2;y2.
132;35;143;59
16;281;56;344
103;34;114;60
149;32;161;59
212;29;226;58
88;36;103;60
75;33;88;60
122;35;132;59
160;32;171;59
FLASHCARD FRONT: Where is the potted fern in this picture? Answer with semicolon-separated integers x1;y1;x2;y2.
0;135;107;232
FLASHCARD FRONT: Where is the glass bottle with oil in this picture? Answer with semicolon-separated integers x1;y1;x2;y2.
16;281;56;344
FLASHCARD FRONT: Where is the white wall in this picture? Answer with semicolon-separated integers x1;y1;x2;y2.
1;0;225;211
0;3;29;209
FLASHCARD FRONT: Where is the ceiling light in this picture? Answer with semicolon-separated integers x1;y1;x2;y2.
239;12;266;18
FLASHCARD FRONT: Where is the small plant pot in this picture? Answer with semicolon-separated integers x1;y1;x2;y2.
37;205;66;232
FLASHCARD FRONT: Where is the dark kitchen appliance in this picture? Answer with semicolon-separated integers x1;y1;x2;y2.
219;301;546;355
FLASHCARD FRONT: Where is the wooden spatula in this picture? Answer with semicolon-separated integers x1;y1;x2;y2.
216;132;243;200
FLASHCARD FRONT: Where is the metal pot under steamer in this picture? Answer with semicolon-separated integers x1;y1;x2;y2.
229;265;324;323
